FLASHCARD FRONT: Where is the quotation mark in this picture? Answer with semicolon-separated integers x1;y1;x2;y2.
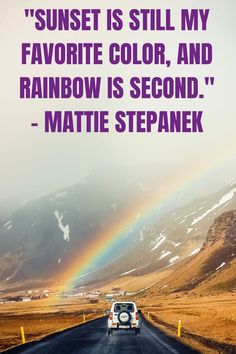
25;9;35;18
199;77;215;99
205;77;215;85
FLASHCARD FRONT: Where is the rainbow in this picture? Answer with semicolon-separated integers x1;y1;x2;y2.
59;150;235;292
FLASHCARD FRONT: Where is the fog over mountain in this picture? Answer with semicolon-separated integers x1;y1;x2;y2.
1;155;236;216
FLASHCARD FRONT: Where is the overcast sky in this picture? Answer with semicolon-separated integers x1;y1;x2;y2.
0;0;236;202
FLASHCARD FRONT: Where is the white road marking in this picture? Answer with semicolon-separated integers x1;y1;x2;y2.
143;321;181;354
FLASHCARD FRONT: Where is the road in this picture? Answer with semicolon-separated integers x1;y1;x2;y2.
4;315;200;354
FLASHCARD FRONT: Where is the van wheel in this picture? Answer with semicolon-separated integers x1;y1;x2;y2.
135;328;140;336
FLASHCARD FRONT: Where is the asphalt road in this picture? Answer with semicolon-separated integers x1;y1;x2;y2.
4;315;200;354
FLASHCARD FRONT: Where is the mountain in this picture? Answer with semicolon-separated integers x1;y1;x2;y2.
85;181;236;285
144;210;236;296
0;165;174;288
0;165;236;292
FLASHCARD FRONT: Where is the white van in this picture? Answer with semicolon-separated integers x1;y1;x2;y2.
107;301;140;335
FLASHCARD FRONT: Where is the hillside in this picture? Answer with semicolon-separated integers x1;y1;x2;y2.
145;210;236;297
85;182;236;287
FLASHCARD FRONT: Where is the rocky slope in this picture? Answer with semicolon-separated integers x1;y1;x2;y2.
145;210;236;296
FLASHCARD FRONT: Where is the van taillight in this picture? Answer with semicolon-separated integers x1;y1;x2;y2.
109;312;113;320
136;312;139;320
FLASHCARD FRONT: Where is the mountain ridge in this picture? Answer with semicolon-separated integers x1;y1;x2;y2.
0;169;236;292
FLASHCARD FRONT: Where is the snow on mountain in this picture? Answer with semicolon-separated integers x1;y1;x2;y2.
139;229;144;242
120;268;138;276
189;248;201;256
187;228;194;234
54;210;70;242
159;251;172;260
2;221;12;231
172;242;181;247
120;264;147;276
191;188;236;225
216;262;226;271
169;256;180;264
150;233;166;251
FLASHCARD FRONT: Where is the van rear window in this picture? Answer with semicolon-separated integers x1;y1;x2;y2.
114;303;134;312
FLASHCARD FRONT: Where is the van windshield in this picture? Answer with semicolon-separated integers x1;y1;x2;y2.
114;303;134;312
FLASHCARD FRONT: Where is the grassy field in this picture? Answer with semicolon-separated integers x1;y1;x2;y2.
0;293;235;353
138;292;236;353
0;297;105;352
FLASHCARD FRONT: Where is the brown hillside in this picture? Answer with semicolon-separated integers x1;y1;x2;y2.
146;210;236;296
